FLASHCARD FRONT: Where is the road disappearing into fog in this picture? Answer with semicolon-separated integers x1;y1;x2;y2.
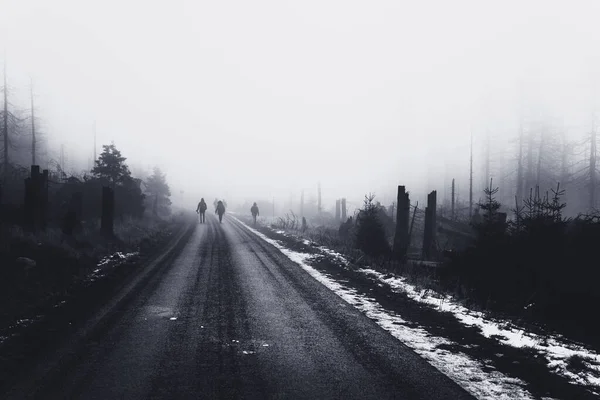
3;215;474;400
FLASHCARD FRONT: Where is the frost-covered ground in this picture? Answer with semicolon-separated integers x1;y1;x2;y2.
89;251;139;282
236;217;600;399
359;268;600;395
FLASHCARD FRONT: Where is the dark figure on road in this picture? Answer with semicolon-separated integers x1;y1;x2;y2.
251;202;259;224
196;198;207;223
215;200;226;223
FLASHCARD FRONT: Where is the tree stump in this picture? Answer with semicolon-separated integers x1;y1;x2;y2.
392;185;410;260
422;190;437;260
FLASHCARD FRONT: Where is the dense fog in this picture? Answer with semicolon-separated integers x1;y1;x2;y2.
2;0;600;217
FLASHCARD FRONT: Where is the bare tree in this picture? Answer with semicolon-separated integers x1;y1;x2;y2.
30;80;36;166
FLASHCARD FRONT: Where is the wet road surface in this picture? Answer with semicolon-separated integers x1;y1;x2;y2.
4;214;475;399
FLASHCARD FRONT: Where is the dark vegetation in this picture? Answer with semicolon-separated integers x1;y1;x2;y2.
353;194;391;258
1;70;176;340
0;143;175;326
441;182;600;346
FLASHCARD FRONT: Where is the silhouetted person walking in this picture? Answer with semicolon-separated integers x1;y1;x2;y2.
251;202;259;224
215;200;226;223
196;198;207;223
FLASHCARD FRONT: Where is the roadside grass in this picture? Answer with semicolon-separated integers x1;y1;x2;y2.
0;211;193;394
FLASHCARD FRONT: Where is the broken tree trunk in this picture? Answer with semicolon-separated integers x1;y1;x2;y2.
392;185;410;260
407;201;418;250
451;178;455;220
422;190;437;260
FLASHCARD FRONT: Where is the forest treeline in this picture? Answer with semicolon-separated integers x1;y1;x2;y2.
1;66;172;230
470;121;598;218
0;65;176;340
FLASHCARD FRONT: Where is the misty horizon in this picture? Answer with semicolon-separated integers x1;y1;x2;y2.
2;0;600;214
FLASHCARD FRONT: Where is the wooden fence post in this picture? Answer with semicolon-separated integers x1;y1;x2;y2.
393;185;410;260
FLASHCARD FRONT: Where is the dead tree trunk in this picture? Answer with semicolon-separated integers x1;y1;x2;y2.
422;190;437;260
451;178;455;220
516;121;525;202
392;186;410;260
2;60;8;184
526;127;535;196
484;130;491;189
317;182;322;215
536;128;546;188
30;82;36;166
560;132;569;190
591;122;597;210
407;201;418;250
101;186;115;236
469;134;473;219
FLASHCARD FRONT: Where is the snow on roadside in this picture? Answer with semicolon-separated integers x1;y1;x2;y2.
254;221;600;395
88;251;139;282
234;217;536;400
360;268;600;394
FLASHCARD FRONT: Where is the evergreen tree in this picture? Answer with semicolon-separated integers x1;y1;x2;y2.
91;143;131;187
355;193;390;257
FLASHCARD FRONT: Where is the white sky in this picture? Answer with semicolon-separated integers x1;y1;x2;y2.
2;0;600;208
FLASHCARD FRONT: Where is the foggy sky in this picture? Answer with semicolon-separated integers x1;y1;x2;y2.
2;0;600;210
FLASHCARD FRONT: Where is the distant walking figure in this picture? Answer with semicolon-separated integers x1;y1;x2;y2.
215;200;226;223
251;202;259;224
196;198;207;223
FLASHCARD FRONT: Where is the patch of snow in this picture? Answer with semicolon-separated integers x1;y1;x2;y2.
97;251;139;268
359;268;600;394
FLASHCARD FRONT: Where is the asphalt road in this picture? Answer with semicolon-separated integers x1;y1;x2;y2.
4;214;475;400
